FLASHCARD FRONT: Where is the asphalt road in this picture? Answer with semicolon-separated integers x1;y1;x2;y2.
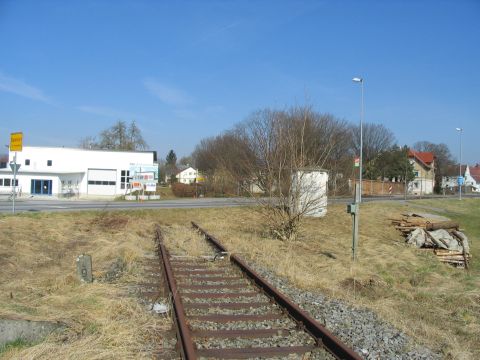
0;194;478;213
0;197;258;213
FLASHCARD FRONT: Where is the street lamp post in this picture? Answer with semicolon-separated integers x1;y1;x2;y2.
456;127;463;200
352;77;364;203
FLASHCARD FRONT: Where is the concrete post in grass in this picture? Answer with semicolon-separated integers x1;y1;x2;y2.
76;254;93;283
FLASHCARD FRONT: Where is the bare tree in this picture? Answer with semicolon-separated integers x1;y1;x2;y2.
193;131;256;195
350;123;396;164
234;106;341;240
179;155;194;167
78;136;97;149
79;120;147;151
193;105;358;240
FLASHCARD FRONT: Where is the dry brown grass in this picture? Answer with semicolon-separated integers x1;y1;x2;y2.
162;224;213;257
191;200;480;360
1;200;478;359
0;211;170;359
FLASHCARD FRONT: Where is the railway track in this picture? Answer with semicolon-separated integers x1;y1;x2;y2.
155;222;362;360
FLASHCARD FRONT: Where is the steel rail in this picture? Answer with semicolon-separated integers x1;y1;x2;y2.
191;221;362;360
155;227;197;360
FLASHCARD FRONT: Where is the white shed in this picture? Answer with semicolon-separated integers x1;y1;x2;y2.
291;168;329;217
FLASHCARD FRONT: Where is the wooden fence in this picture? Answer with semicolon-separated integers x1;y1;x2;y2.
350;179;405;196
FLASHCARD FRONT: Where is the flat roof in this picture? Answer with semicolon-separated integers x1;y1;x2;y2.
0;169;85;175
14;145;155;155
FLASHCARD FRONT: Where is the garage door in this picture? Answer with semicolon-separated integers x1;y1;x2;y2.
87;169;117;196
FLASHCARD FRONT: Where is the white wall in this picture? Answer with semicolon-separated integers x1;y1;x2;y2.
2;147;155;197
464;167;479;188
291;170;328;217
177;167;198;184
442;176;458;190
409;178;434;195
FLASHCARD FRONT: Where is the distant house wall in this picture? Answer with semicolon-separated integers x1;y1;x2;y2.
408;150;435;195
441;165;480;192
464;166;480;188
176;167;198;184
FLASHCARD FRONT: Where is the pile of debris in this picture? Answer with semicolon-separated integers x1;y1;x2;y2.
392;213;471;268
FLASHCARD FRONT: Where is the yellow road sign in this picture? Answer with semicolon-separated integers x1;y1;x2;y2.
10;132;23;151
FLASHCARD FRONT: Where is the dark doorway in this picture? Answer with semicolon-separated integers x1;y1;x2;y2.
31;179;52;195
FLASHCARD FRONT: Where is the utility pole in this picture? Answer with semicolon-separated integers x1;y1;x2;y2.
11;152;18;214
352;77;364;203
347;183;360;261
456;128;463;200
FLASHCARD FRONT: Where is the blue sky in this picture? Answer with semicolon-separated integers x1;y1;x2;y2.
1;0;479;163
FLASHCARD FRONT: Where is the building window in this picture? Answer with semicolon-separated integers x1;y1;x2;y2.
414;171;419;177
4;179;11;186
25;159;30;166
0;179;3;186
120;170;130;189
88;180;116;186
47;160;52;166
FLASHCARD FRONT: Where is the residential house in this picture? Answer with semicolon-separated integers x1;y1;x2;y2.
441;165;467;191
408;150;435;195
441;164;480;192
464;164;480;190
176;166;198;184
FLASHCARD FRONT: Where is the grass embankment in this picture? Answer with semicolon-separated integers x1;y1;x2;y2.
192;199;480;359
0;211;169;359
1;199;478;358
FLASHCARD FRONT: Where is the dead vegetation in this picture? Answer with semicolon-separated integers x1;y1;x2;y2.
90;213;130;232
161;224;213;257
190;200;480;359
1;199;478;359
0;211;169;359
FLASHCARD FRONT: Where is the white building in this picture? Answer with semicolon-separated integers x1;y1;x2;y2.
0;146;157;197
176;166;198;184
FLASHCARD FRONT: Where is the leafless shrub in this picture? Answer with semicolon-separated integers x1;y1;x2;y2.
195;105;351;240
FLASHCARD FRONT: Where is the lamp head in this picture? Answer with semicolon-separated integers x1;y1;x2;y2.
456;127;463;131
352;77;363;83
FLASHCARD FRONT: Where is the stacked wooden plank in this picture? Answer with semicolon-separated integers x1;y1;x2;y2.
392;214;459;234
391;213;470;268
434;249;471;266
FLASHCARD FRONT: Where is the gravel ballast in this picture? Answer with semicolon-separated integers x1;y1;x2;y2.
238;256;442;360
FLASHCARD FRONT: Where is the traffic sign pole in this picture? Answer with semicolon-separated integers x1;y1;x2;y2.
9;132;23;214
12;152;17;214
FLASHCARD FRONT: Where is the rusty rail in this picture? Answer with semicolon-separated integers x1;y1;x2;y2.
191;221;362;360
155;227;197;359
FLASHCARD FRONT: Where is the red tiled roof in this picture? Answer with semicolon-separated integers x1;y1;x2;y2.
408;150;434;168
470;165;480;183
